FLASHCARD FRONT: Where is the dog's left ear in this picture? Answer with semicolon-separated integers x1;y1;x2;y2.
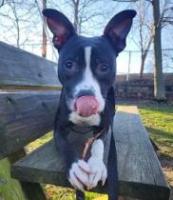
104;10;136;54
43;9;76;51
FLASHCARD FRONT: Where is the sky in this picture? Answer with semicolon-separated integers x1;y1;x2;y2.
0;0;172;75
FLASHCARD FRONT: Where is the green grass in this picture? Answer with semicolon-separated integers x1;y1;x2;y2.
44;185;106;200
138;103;173;158
0;158;25;200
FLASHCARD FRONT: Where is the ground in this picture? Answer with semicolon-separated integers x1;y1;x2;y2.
139;101;173;200
0;101;173;200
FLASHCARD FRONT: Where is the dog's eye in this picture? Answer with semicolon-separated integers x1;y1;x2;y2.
64;60;73;70
97;64;109;73
64;60;78;75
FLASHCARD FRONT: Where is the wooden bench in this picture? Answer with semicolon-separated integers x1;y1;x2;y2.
0;42;170;200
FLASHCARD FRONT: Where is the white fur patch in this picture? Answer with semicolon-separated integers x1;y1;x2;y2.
87;139;107;189
74;46;105;113
68;140;107;191
90;139;104;159
69;111;100;126
68;160;90;191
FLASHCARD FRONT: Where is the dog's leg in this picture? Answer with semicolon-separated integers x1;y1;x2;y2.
54;128;90;194
54;129;76;172
107;132;118;200
87;138;107;190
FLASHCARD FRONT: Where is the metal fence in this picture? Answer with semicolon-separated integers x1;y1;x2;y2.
18;42;173;79
117;49;173;77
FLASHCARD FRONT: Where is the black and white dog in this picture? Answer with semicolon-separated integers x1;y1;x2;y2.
43;9;136;200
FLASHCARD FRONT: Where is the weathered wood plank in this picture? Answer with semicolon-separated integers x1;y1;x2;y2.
0;41;61;88
12;140;67;185
114;106;167;186
11;131;111;188
0;90;60;159
11;106;170;200
114;106;170;199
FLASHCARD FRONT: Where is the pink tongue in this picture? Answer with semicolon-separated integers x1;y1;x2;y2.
75;96;99;117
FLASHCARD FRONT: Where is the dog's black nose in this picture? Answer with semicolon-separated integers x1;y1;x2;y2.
76;90;94;98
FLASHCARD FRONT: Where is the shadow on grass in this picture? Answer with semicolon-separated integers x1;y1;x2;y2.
146;126;173;141
118;99;173;109
138;102;173;114
159;152;173;161
145;126;173;160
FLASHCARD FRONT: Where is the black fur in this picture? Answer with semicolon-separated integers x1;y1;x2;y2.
43;8;136;200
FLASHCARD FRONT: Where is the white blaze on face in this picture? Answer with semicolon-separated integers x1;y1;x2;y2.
69;46;105;126
75;46;105;112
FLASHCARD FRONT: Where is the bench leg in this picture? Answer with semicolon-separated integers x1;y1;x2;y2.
76;190;85;200
20;182;47;200
107;133;118;200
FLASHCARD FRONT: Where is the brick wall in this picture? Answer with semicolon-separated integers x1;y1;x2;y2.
115;73;173;100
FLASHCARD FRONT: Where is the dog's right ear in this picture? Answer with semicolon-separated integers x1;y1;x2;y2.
43;9;76;51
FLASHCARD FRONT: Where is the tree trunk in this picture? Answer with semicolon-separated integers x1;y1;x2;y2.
140;54;145;79
152;0;166;100
42;0;47;58
73;0;80;33
140;36;153;79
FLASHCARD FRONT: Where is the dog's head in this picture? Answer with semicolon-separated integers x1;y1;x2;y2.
43;9;136;126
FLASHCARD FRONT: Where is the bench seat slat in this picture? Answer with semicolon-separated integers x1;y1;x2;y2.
0;42;61;88
0;91;59;159
113;106;170;199
114;106;167;186
11;106;170;200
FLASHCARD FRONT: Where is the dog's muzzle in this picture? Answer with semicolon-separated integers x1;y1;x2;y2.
75;96;99;117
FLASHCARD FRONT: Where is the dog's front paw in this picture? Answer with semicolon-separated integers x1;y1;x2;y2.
87;157;107;190
68;160;90;191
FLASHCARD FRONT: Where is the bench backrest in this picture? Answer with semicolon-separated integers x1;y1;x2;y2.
0;42;61;159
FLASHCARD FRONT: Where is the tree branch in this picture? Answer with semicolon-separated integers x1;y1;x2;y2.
0;0;5;8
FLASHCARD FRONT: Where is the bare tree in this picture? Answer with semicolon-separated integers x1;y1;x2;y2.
72;0;80;33
148;0;173;100
152;0;166;100
0;0;121;59
0;0;5;7
49;0;120;35
118;0;172;79
42;0;47;57
113;0;173;100
0;0;42;50
160;0;173;26
134;1;154;78
8;1;20;48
